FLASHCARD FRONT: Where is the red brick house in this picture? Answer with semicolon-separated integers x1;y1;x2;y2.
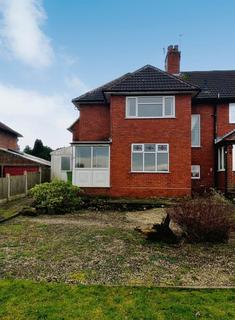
68;45;235;197
0;121;22;150
0;122;50;178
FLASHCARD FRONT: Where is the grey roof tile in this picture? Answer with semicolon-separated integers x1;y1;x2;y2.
0;122;22;137
182;70;235;99
73;65;199;104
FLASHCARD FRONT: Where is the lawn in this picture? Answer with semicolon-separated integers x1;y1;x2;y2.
0;280;234;320
0;197;33;221
0;210;234;287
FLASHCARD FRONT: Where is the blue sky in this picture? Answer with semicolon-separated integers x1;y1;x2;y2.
0;0;235;149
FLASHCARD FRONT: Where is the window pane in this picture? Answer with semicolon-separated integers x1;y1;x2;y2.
218;147;224;170
75;146;91;168
165;97;174;116
144;144;156;152
132;153;143;171
157;144;168;152
144;153;155;171
157;153;168;171
61;156;70;171
191;115;200;146
138;104;163;117
127;98;136;117
191;165;200;179
230;104;235;123
138;96;162;104
133;144;143;152
93;146;109;168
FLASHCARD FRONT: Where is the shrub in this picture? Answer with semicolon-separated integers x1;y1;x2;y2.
30;180;82;214
166;196;234;243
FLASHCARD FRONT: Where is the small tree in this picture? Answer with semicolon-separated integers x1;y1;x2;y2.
24;139;53;161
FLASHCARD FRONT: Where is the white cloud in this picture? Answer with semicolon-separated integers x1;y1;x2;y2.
65;75;90;94
0;0;54;67
0;83;77;149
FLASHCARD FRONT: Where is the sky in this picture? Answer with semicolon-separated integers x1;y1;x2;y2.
0;0;235;150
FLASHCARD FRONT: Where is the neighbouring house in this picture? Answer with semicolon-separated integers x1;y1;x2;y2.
0;147;51;181
68;45;235;197
0;121;22;150
50;147;72;181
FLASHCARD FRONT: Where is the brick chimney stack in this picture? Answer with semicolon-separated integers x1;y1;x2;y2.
165;45;181;74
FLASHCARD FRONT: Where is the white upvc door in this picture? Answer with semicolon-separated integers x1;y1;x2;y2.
72;145;110;187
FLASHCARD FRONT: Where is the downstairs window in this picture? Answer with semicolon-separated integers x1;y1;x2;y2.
191;165;200;179
131;143;169;173
218;147;225;171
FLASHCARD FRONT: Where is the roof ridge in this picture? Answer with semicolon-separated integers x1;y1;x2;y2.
105;64;199;91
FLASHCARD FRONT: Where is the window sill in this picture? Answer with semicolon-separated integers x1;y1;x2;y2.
191;146;201;148
131;171;170;174
79;186;110;188
191;177;200;180
125;117;176;120
217;169;225;172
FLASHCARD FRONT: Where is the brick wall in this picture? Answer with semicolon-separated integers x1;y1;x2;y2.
0;131;19;150
108;95;192;197
191;103;215;192
191;101;235;193
78;104;110;141
217;103;235;191
71;97;235;197
217;102;235;136
71;120;80;141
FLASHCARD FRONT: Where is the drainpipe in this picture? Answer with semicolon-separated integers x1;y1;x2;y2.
224;144;228;195
213;98;218;189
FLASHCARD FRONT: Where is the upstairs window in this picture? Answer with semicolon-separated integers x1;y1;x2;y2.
131;143;169;173
191;114;200;147
229;103;235;123
126;96;175;118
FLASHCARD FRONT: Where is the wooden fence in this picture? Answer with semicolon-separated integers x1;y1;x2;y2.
0;171;41;203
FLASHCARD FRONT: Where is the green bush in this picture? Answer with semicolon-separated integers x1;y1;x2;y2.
30;180;82;214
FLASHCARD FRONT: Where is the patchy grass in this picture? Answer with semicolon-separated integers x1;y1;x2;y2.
0;197;33;221
0;280;234;320
0;211;234;287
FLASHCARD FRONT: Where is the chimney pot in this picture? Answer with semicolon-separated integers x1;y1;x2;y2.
165;44;181;74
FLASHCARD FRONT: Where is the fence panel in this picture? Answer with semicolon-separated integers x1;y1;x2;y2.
27;172;40;189
0;170;47;201
0;177;8;200
10;175;26;196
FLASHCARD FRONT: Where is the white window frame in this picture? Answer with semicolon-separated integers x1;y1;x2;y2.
229;103;235;123
191;114;201;147
233;145;235;171
191;165;200;179
75;145;110;169
126;96;175;119
131;143;169;173
218;146;225;171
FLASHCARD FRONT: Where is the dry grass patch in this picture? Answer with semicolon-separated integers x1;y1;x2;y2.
0;210;234;287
